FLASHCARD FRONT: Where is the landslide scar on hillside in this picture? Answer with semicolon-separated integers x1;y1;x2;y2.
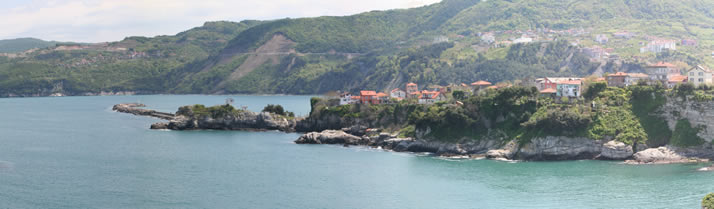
215;34;296;90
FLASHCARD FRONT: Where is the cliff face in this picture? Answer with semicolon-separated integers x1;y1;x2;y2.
659;96;714;143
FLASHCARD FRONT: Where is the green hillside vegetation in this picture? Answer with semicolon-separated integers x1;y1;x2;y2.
307;83;707;147
2;0;714;96
0;21;260;96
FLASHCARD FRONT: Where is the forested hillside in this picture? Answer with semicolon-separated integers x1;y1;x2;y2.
1;0;713;97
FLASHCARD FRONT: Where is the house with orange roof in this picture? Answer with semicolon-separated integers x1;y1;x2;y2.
539;88;557;97
470;80;492;93
359;90;379;104
418;90;446;104
668;75;688;88
376;92;390;103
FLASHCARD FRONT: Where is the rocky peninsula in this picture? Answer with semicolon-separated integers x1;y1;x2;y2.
114;84;714;166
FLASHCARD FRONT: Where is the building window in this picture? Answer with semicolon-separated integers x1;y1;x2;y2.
691;72;695;76
700;72;704;76
699;78;704;82
690;78;694;82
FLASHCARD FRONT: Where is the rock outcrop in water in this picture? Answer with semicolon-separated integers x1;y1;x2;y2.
626;146;712;164
112;103;175;120
114;103;300;132
161;112;299;132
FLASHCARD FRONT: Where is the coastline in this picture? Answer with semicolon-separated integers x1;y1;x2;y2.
113;103;714;166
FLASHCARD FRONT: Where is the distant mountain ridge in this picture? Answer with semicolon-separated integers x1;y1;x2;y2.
0;38;71;53
1;0;713;97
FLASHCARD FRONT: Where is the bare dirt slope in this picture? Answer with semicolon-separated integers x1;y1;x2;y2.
214;34;296;90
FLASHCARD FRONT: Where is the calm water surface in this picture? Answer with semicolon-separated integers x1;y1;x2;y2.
0;95;712;208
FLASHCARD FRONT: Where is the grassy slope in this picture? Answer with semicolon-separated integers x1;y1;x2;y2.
4;0;714;95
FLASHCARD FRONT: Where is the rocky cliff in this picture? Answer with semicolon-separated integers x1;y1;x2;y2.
659;96;714;143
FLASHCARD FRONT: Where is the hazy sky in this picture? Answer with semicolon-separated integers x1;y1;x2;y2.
0;0;441;43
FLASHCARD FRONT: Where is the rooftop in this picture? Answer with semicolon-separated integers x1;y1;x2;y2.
471;80;492;86
360;90;377;96
648;62;676;68
540;88;557;93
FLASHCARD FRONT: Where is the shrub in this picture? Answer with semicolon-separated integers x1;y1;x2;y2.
675;83;695;97
263;104;286;115
703;193;714;209
452;90;466;101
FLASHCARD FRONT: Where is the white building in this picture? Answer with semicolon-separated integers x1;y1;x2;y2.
513;37;533;44
595;34;609;44
418;91;446;105
481;33;495;43
390;88;406;99
640;40;676;53
687;65;713;86
339;93;356;105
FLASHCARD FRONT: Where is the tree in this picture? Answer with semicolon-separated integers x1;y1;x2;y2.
262;104;286;115
703;193;714;209
583;82;607;100
452;90;466;101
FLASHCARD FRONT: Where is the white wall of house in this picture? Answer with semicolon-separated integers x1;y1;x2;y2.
339;94;354;105
390;90;406;99
687;69;713;86
556;84;581;97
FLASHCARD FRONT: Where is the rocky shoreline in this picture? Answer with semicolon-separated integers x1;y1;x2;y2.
114;103;714;166
295;129;714;165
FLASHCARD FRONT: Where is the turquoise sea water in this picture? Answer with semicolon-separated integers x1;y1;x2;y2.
0;95;713;208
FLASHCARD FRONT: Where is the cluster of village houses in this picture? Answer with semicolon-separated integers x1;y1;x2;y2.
339;62;711;105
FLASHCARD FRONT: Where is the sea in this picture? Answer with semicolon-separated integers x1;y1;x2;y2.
0;95;712;208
